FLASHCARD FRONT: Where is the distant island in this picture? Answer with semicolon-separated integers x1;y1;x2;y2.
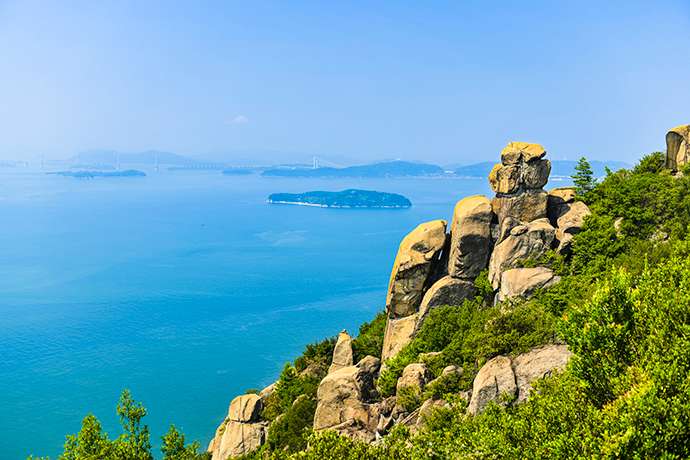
49;169;146;178
268;189;412;208
262;160;444;178
221;168;255;175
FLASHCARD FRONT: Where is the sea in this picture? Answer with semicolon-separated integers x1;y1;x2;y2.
0;167;525;459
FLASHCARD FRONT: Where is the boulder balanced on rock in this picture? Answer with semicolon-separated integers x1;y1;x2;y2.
490;142;551;226
447;195;494;280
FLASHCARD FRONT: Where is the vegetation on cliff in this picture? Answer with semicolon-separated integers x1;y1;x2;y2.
40;151;690;459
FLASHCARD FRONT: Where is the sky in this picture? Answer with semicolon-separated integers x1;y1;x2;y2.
0;0;689;165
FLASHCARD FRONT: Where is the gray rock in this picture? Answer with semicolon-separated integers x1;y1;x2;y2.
448;195;494;279
488;219;556;289
491;190;548;226
396;363;433;395
467;356;516;415
329;330;354;373
512;345;571;402
496;267;561;303
386;220;447;318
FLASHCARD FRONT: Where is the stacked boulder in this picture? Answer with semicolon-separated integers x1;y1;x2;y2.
382;142;591;363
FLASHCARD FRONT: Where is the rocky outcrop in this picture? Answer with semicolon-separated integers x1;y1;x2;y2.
488;218;556;289
386;220;448;319
467;345;571;415
396;362;433;395
382;220;447;361
467;355;516;415
208;394;268;460
546;187;591;253
447;196;494;279
418;276;476;317
512;345;572;403
490;142;550;226
666;124;690;171
496;267;560;303
313;356;381;442
329;330;353;373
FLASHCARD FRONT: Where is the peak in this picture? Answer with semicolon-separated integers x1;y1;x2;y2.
500;142;547;165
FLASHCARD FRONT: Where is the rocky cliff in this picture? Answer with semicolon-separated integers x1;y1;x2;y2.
207;140;594;459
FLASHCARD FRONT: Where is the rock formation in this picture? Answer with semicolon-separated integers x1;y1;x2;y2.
447;195;494;279
488;218;555;289
467;345;571;415
666;124;690;171
396;362;433;395
547;187;591;253
208;394;268;460
329;330;354;373
313;356;381;442
381;220;447;361
496;267;560;303
490;142;550;226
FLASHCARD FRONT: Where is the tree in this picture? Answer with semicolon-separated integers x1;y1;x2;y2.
161;425;206;460
572;157;596;195
112;389;153;460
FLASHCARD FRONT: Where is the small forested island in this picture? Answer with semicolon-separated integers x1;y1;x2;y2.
49;169;146;178
267;189;412;208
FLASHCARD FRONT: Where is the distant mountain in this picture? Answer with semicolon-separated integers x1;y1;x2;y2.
267;189;412;208
49;169;146;178
453;160;630;178
262;160;445;178
71;150;196;166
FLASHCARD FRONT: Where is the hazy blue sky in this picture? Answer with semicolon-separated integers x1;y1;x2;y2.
1;0;689;164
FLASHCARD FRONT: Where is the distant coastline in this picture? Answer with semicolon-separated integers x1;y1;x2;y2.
48;169;146;178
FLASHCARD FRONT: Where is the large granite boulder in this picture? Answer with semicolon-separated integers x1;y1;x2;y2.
491;190;548;225
396;362;433;395
418;276;476;317
489;163;521;194
386;220;447;318
467;356;516;415
313;356;381;442
512;345;571;403
488;218;556;288
329;330;354;373
209;394;268;459
666;124;690;171
447;195;494;279
547;190;591;254
500;141;547;164
496;267;561;303
381;315;417;362
467;345;571;415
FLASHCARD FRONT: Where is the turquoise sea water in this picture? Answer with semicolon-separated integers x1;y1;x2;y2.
0;169;495;459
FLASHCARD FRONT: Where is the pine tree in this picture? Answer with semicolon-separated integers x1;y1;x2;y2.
572;156;596;195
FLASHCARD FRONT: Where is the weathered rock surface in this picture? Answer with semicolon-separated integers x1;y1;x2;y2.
547;192;591;254
512;345;571;403
492;190;548;225
396;363;433;395
488;218;556;288
496;267;561;303
313;356;381;442
381;314;418;362
209;394;268;459
386;220;447;318
418;276;476;317
467;344;571;415
448;195;494;279
666;124;690;171
467;356;516;415
329;330;354;373
500;141;547;164
228;394;262;422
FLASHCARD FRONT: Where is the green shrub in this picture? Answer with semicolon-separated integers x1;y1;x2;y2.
351;311;387;362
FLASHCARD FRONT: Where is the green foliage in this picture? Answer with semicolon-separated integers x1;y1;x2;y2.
378;299;557;397
56;390;206;460
395;385;422;412
351;311;386;362
263;395;317;454
293;337;335;373
572;156;596;195
161;425;207;460
262;364;322;422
